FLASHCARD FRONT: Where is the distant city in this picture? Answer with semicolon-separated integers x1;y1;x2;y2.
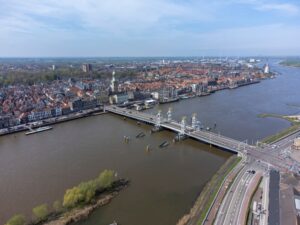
0;57;273;132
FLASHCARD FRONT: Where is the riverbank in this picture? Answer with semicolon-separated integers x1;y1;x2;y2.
176;155;242;225
5;170;129;225
44;179;129;225
0;107;105;137
258;113;300;144
280;60;300;68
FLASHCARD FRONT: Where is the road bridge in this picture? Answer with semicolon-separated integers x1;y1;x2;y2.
105;105;299;173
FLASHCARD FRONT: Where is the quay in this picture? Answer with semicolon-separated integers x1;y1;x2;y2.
0;107;104;136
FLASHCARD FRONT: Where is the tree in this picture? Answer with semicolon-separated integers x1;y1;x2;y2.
62;169;116;208
53;200;63;212
98;170;115;188
5;214;26;225
32;204;49;221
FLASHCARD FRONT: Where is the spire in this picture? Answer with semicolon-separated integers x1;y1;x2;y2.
112;70;116;81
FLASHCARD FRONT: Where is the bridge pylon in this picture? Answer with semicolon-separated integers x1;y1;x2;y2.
192;113;201;131
167;107;172;122
180;116;186;135
155;110;162;128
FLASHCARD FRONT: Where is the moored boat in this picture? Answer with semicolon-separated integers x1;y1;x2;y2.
25;126;53;135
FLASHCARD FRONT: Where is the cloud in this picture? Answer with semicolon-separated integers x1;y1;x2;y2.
0;0;216;36
256;3;299;15
235;0;300;15
0;0;299;56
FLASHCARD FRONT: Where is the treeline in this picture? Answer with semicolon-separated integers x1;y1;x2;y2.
5;170;115;225
0;68;137;86
280;60;300;67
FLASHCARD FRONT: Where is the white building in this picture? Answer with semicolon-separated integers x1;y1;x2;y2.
264;64;270;74
109;93;129;104
110;70;119;93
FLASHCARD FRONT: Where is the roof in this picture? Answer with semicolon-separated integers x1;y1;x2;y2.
295;199;300;210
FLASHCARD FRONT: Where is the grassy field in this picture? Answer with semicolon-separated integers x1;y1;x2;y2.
258;113;300;144
280;60;300;68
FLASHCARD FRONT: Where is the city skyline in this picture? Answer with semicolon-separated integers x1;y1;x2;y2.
0;0;300;57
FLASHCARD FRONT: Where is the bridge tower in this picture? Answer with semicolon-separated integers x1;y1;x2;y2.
167;107;172;122
192;113;201;131
180;116;186;135
192;113;197;130
155;110;162;128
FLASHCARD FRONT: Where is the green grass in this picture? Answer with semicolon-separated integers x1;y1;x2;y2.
196;156;242;225
280;60;300;68
245;177;263;225
258;113;300;144
261;124;300;144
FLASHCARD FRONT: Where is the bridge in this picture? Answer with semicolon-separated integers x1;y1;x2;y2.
105;105;300;173
105;105;248;153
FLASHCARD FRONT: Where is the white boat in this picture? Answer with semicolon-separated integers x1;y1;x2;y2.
25;126;53;135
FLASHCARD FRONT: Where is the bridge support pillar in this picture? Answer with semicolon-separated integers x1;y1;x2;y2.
167;107;172;122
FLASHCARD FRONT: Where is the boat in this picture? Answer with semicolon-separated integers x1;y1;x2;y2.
25;126;53;135
159;141;169;148
159;97;179;104
109;221;118;225
136;132;145;138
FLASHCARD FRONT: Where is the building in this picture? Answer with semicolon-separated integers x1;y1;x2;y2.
264;64;270;74
109;93;129;104
294;138;300;150
28;110;52;122
82;64;92;73
0;116;10;129
159;87;178;102
110;70;119;93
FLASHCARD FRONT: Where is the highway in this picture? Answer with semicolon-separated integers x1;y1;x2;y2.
214;166;253;225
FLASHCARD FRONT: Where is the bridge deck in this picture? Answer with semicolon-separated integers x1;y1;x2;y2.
105;106;251;153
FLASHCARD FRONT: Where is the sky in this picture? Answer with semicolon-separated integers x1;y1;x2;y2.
0;0;299;57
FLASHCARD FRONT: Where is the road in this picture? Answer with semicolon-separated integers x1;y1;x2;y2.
215;162;262;225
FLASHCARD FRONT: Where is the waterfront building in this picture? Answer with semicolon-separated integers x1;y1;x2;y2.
159;87;178;103
28;110;52;122
0;116;10;129
264;64;270;74
109;93;129;104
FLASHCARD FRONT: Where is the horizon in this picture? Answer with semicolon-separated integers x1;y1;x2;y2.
0;55;299;59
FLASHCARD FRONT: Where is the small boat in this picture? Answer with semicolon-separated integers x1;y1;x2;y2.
25;126;53;135
159;141;169;148
109;221;118;225
136;132;145;138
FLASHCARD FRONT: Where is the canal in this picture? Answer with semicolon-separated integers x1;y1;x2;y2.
1;60;300;225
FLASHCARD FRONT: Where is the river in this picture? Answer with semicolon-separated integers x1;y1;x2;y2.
0;60;300;225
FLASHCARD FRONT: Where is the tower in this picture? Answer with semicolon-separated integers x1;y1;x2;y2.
192;113;197;130
180;116;186;135
264;64;270;74
110;70;119;93
167;107;172;122
155;110;162;128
